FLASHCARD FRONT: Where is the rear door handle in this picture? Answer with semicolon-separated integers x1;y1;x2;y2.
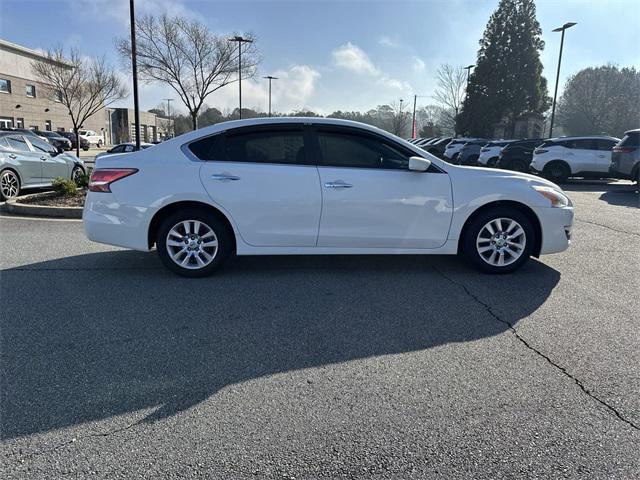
210;173;240;181
40;156;48;161
324;181;353;189
8;153;17;159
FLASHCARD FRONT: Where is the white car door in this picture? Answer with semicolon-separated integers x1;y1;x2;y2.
565;139;599;173
593;139;616;173
313;127;453;249
197;125;322;247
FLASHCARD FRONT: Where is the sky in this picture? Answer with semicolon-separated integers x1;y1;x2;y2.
1;0;639;115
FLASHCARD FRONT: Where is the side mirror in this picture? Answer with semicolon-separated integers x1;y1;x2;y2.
408;156;431;172
55;146;64;155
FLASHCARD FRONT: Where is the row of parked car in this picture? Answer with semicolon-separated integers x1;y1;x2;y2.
408;130;640;183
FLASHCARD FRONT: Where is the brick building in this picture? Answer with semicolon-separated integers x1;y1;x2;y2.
0;39;108;140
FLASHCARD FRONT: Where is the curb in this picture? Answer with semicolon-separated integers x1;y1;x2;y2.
2;192;83;219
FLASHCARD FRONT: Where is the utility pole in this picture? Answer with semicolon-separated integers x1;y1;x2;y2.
412;95;417;139
549;22;577;138
228;36;253;120
263;76;278;116
163;98;173;138
129;0;140;150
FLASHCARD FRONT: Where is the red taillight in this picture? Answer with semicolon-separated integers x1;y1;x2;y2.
89;168;138;192
613;146;636;153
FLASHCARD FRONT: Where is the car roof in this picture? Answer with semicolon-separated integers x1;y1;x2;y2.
623;129;639;134
547;135;619;141
168;117;414;146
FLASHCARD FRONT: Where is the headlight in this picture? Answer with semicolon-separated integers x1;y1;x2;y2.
532;186;570;208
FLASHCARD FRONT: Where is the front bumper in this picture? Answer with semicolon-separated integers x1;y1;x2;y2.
532;205;574;255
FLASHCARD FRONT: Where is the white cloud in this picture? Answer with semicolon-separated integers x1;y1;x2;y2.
331;42;411;95
331;43;380;76
378;35;400;48
412;56;426;73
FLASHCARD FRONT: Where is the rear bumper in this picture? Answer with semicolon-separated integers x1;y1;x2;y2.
532;205;574;255
83;191;153;251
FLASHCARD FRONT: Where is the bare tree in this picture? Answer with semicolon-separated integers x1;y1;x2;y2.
116;15;259;130
32;48;127;157
432;64;467;136
389;101;410;137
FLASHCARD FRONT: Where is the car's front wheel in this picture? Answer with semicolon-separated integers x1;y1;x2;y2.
0;169;20;200
543;161;570;183
156;209;233;277
462;207;535;274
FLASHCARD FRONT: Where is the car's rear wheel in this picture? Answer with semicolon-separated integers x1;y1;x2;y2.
487;157;498;167
543;161;570;183
462;207;535;274
511;159;529;173
0;169;20;200
156;209;232;277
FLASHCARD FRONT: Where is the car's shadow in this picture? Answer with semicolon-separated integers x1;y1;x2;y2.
559;180;639;208
1;252;560;439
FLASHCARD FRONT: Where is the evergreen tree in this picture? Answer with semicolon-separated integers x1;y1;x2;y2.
457;0;550;137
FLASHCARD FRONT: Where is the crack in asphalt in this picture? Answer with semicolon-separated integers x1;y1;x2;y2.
575;218;640;238
432;266;640;432
4;419;143;464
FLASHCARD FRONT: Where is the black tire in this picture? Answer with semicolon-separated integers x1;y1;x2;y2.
0;169;20;201
461;207;535;274
511;159;529;173
487;157;498;167
156;208;233;278
97;140;103;148
71;166;84;185
543;161;570;183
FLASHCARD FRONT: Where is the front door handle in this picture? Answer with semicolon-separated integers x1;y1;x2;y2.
40;156;48;161
8;153;17;159
324;181;353;189
210;173;240;181
598;154;606;158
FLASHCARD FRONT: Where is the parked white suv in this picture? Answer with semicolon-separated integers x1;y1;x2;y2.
84;118;573;277
530;136;619;182
443;138;477;162
79;130;104;147
478;140;515;167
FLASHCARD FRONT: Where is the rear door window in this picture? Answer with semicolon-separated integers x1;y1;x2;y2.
226;129;305;164
6;135;31;152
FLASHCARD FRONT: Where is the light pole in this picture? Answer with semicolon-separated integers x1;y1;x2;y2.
228;36;253;120
129;0;141;150
549;22;576;138
163;98;173;138
463;64;475;92
263;76;278;116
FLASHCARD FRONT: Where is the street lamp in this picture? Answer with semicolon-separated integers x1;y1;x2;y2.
163;98;174;138
463;64;475;91
128;0;141;150
263;76;278;117
548;22;577;138
228;36;253;120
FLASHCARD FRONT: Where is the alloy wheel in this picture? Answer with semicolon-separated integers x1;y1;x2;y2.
476;217;526;267
165;220;219;270
72;167;83;185
1;170;19;199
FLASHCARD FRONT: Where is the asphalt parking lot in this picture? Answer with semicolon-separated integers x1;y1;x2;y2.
1;181;639;479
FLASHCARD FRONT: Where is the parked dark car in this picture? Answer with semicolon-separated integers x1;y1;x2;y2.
32;130;72;151
423;137;453;160
59;131;90;151
457;139;490;166
495;139;545;173
610;129;639;182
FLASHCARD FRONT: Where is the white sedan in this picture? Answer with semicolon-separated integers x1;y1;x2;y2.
83;118;573;277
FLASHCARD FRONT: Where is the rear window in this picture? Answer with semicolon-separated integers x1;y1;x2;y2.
619;132;640;147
